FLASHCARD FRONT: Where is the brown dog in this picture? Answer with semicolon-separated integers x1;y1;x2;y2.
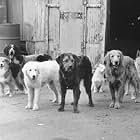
104;50;139;109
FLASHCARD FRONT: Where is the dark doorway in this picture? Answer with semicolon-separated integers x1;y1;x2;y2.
106;0;140;59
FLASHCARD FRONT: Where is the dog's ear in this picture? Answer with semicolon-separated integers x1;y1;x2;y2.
3;45;9;56
14;45;21;55
104;52;110;67
56;54;65;65
4;58;10;65
22;64;27;75
117;50;124;66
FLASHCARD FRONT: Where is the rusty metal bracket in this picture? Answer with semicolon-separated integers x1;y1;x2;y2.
71;12;83;19
60;12;83;20
86;4;102;8
46;3;60;8
60;12;69;21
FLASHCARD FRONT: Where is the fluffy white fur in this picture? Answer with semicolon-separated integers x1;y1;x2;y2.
22;60;61;111
0;57;16;97
91;64;105;93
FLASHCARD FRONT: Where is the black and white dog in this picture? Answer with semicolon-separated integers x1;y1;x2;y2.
56;53;94;113
3;44;52;94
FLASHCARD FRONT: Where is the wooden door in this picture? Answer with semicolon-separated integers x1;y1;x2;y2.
47;0;84;57
47;0;107;63
86;0;107;66
59;0;84;55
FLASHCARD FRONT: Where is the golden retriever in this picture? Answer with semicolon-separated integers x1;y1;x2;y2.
104;50;139;109
22;60;61;111
0;57;16;97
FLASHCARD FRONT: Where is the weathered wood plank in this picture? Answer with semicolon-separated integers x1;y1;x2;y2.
47;0;60;58
8;0;23;39
23;0;48;54
86;0;107;66
59;0;83;55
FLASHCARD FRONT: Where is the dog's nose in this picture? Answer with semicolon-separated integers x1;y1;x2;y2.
115;61;119;65
69;65;73;69
10;51;13;55
32;75;36;80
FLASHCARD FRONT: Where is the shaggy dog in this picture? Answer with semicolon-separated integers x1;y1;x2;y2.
91;64;105;93
22;60;61;111
104;50;139;109
3;44;52;65
3;44;52;94
4;44;27;63
56;53;94;113
0;57;16;97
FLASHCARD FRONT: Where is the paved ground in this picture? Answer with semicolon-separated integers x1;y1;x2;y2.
0;83;140;140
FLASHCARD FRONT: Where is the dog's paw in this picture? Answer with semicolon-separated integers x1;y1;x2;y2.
73;109;80;113
32;104;39;111
9;94;13;97
52;99;59;103
93;90;98;93
114;102;120;109
25;104;32;109
124;92;129;96
99;89;104;93
58;107;64;112
131;95;136;100
88;103;94;107
109;102;115;108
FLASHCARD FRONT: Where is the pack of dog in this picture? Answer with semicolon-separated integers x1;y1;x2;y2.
2;44;140;112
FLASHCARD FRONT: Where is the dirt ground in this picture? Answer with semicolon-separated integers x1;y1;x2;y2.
0;83;140;140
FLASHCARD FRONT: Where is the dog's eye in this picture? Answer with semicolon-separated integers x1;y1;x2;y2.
35;69;37;71
71;59;74;63
117;55;120;58
63;59;68;63
110;55;114;58
29;69;32;71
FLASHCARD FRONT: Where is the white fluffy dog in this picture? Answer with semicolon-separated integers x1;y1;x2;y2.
91;64;105;93
22;60;61;111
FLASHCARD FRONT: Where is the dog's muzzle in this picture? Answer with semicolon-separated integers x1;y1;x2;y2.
0;63;4;68
112;61;119;68
32;75;36;80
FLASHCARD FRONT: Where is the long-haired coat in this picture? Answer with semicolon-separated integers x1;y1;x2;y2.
56;53;94;113
104;50;139;109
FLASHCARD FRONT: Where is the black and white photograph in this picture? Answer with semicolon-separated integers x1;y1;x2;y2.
0;0;140;140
